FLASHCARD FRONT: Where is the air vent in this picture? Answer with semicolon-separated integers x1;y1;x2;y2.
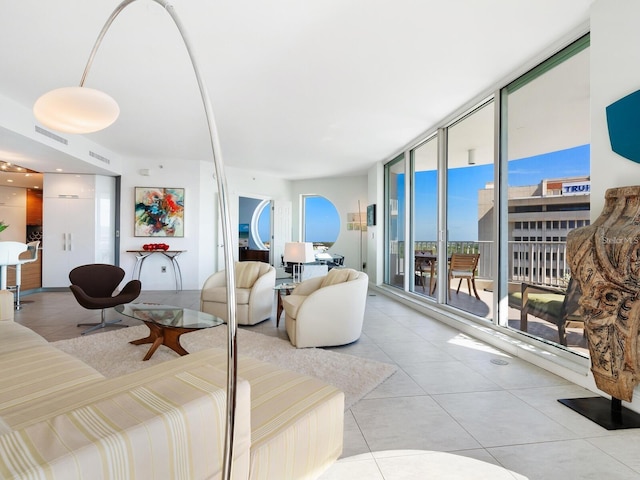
89;151;110;165
35;126;68;145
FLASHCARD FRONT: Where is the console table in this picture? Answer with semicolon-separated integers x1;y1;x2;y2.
126;250;185;292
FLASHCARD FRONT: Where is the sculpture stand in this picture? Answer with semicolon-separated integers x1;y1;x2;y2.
558;397;640;430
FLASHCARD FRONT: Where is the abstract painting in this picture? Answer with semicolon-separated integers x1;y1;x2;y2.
134;187;184;237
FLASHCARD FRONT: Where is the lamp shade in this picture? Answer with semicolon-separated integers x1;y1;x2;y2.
33;86;120;134
284;242;315;264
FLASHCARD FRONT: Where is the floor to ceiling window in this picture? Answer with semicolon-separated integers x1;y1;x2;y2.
503;34;590;355
446;100;495;319
411;136;438;297
382;33;590;355
384;154;405;289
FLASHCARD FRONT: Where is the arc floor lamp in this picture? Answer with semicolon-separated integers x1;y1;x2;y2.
33;1;239;478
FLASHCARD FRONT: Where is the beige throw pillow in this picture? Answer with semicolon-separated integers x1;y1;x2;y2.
320;268;354;288
235;262;261;288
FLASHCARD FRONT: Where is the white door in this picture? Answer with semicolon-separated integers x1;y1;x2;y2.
272;200;292;277
42;197;96;287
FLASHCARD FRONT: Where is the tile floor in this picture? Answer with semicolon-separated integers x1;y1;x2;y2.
14;289;640;480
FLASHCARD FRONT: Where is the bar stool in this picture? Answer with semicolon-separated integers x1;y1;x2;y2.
13;241;40;309
0;241;28;307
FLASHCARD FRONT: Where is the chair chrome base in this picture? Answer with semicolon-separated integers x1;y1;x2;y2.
78;318;128;335
77;309;128;335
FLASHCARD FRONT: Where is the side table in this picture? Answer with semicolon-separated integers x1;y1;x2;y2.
127;250;186;292
274;283;296;327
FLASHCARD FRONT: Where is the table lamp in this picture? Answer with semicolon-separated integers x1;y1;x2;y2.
284;242;315;283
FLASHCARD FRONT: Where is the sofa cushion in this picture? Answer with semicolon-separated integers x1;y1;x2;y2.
235;355;344;479
236;261;262;288
282;294;306;320
201;287;251;305
509;291;564;319
0;345;103;416
320;268;357;288
0;362;252;480
0;321;48;354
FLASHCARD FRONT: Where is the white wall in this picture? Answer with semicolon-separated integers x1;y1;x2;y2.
367;162;384;285
120;158;211;290
589;0;640;411
119;160;293;290
290;175;368;272
590;0;640;215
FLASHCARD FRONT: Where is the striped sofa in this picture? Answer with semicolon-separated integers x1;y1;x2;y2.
0;291;344;479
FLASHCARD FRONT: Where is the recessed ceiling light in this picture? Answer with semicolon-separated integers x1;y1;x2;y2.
7;179;13;183
55;168;63;172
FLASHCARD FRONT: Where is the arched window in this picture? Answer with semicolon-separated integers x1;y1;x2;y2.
303;195;340;249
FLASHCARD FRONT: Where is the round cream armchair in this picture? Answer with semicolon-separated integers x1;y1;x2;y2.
200;261;276;325
282;268;368;348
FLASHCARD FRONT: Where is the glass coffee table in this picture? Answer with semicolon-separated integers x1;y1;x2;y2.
116;303;223;361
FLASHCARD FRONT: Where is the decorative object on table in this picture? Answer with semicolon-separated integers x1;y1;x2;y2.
134;186;184;237
142;242;170;251
283;242;314;283
606;89;640;163
0;221;8;234
32;2;239;476
564;185;640;429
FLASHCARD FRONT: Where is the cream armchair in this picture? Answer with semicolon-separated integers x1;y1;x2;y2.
200;261;276;325
282;268;368;348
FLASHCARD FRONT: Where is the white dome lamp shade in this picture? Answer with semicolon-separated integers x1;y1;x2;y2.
33;86;120;134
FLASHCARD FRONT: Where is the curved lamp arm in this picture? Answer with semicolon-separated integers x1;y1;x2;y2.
36;1;239;478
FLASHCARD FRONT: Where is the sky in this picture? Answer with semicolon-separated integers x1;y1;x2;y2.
257;195;342;244
396;144;590;241
256;144;590;244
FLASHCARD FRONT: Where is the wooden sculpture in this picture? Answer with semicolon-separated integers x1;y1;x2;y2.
567;186;640;402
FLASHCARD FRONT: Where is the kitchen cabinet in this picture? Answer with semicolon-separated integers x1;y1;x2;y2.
0;186;26;242
42;174;115;288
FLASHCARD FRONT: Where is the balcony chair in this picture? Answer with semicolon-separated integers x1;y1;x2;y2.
508;278;583;346
415;250;435;294
200;261;276;325
69;264;142;335
448;253;481;300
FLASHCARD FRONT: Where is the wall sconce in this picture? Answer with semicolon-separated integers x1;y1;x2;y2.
468;148;476;165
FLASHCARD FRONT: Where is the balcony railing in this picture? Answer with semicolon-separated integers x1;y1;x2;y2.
392;240;569;287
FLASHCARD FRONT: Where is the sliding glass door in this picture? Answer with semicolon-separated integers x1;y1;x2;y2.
446;100;495;319
411;137;438;297
384;154;405;289
503;35;590;353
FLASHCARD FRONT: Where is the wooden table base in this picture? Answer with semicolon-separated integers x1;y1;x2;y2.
130;321;192;361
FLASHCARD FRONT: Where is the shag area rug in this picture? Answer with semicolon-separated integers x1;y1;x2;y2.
53;325;396;410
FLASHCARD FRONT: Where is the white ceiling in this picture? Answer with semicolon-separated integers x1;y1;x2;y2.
0;1;593;181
